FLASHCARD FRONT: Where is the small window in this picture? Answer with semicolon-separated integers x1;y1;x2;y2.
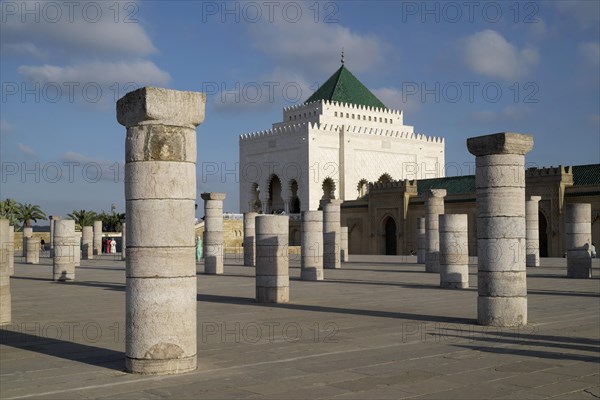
352;114;355;119
334;112;338;117
346;113;349;118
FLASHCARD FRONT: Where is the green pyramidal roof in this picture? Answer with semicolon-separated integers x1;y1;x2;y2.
305;65;387;109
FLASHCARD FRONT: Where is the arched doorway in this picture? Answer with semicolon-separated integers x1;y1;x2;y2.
539;211;548;257
384;217;397;255
290;180;300;213
268;175;284;213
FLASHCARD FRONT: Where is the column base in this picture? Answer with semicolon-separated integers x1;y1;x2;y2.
301;269;323;281
256;286;289;303
126;354;197;375
478;296;527;326
440;281;468;289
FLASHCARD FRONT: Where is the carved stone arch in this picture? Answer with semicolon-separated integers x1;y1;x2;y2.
380;214;398;255
265;174;284;214
288;179;301;213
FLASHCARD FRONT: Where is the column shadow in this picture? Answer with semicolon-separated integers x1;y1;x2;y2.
0;328;124;371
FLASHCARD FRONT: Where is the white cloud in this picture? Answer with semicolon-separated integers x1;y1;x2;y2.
463;30;539;81
0;1;156;59
18;60;171;87
578;42;600;68
248;17;389;81
0;42;47;59
17;143;36;156
211;67;314;112
372;87;420;114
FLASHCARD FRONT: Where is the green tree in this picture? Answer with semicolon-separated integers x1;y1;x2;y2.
0;198;20;228
67;209;97;229
16;203;46;229
97;211;125;232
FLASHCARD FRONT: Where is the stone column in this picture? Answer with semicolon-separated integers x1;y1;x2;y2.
468;132;533;327
121;221;127;260
0;219;11;324
22;226;33;257
321;199;342;269
425;189;446;273
566;203;592;278
49;215;60;250
243;212;257;267
439;214;469;288
93;220;102;255
25;237;40;264
526;196;542;267
301;211;323;281
256;215;289;303
417;217;426;264
82;226;94;260
53;219;76;281
340;226;349;262
118;87;204;375
73;231;81;267
201;192;225;275
8;226;14;276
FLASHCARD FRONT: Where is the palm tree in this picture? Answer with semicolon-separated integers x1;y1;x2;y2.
98;211;125;232
0;198;20;228
16;203;46;229
67;210;97;229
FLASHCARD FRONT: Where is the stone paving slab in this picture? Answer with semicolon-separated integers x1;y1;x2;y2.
1;255;599;399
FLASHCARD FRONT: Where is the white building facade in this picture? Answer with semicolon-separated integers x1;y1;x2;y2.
239;65;445;213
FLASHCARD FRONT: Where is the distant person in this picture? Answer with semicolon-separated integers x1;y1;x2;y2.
110;238;117;254
196;236;203;261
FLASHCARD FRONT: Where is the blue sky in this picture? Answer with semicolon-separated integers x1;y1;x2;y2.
1;0;599;222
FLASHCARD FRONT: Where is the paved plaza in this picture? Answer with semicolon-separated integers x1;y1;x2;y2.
1;255;599;399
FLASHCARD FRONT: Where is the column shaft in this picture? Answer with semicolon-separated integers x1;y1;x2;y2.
468;132;533;327
321;200;342;269
301;211;323;281
54;220;76;281
425;190;446;272
526;196;541;267
0;219;11;324
118;87;205;374
566;203;592;278
202;193;226;274
256;215;289;302
417;217;426;264
243;212;257;267
439;214;469;288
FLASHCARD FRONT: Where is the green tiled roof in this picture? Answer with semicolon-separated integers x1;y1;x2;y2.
417;175;476;196
305;65;387;109
572;164;600;186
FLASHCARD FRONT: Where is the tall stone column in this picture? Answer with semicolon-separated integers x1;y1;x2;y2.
93;220;102;255
439;214;469;288
26;237;40;264
118;87;204;374
340;226;349;262
8;226;14;275
54;220;76;281
321;199;342;269
468;132;533;327
416;217;426;264
201;192;225;275
22;226;33;257
526;196;542;267
121;220;127;260
301;211;323;281
74;231;81;267
256;215;289;303
243;212;257;267
82;226;93;260
566;203;592;278
49;215;60;250
0;219;11;324
425;189;446;273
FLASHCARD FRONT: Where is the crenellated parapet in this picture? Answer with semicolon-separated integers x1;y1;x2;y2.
369;179;418;192
239;122;309;141
526;165;572;178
